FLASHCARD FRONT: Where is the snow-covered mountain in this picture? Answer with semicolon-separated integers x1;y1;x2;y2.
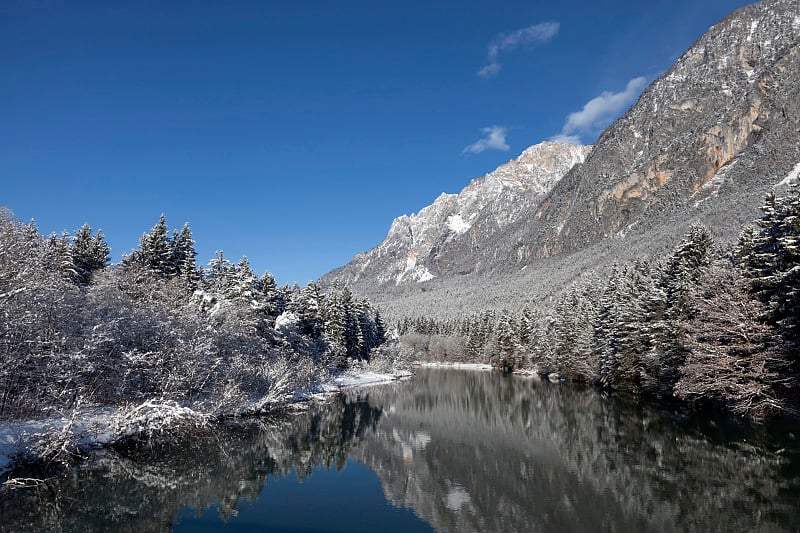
324;0;800;318
325;142;590;287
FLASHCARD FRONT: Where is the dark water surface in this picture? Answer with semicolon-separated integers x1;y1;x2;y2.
1;369;799;532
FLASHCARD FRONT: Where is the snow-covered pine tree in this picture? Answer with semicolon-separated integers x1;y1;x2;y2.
493;309;518;371
747;185;800;353
551;278;600;381
356;300;378;359
291;281;324;337
644;225;715;397
205;250;235;295
48;230;75;280
465;315;484;360
69;223;110;284
138;214;173;276
171;222;199;286
374;310;387;345
341;287;363;359
596;264;622;389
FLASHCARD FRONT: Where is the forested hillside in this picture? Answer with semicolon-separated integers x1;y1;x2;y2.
398;186;800;421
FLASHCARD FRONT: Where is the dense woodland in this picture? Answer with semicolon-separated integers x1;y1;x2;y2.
0;211;388;422
399;185;800;421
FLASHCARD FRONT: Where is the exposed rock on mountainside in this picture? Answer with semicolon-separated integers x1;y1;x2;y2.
525;0;800;261
325;0;800;318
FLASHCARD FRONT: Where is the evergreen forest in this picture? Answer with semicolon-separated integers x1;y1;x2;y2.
397;185;800;421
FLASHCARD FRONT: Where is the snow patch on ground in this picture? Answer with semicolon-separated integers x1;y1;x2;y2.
747;20;759;42
446;214;471;235
416;267;434;282
0;407;128;477
395;254;434;285
333;370;412;389
395;261;435;285
613;221;639;240
777;162;800;187
413;362;494;371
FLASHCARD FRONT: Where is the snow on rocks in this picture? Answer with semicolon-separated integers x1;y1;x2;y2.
333;370;412;389
446;214;471;235
777;161;800;187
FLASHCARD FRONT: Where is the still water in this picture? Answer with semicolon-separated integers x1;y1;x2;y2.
1;369;799;532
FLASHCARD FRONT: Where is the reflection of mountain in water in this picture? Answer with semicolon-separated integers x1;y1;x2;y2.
349;370;799;533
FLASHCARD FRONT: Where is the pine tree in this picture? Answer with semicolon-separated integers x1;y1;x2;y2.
551;279;600;381
69;223;110;284
205;250;235;295
341;287;363;359
138;214;172;276
356;301;377;359
291;281;324;337
596;265;622;388
223;256;263;334
230;257;257;300
643;225;715;396
171;222;198;286
48;230;75;280
493;310;518;371
747;185;800;353
374;310;387;345
466;316;484;360
259;271;283;319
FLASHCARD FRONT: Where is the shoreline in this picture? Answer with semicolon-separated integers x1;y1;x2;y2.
0;368;414;480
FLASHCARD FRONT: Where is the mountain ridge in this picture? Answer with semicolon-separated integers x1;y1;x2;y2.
327;141;590;287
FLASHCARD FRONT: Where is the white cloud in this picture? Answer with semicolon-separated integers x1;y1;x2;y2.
463;126;510;154
478;22;559;78
477;62;502;78
551;76;647;143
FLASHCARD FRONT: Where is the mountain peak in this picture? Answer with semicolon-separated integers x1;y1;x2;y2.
323;142;590;288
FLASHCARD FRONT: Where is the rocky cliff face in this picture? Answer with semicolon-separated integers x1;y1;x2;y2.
324;0;800;317
522;0;800;261
325;142;590;287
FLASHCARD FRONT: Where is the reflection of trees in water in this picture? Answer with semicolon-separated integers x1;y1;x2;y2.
0;397;383;532
0;371;797;532
350;370;799;533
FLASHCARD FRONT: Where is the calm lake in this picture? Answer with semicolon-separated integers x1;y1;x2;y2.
1;368;799;532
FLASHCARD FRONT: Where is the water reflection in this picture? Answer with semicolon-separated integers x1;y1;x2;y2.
1;369;798;532
349;370;800;532
0;400;387;532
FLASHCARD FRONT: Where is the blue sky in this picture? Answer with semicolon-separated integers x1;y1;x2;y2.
1;0;751;285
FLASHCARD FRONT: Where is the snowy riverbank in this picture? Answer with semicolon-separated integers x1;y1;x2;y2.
0;368;413;480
